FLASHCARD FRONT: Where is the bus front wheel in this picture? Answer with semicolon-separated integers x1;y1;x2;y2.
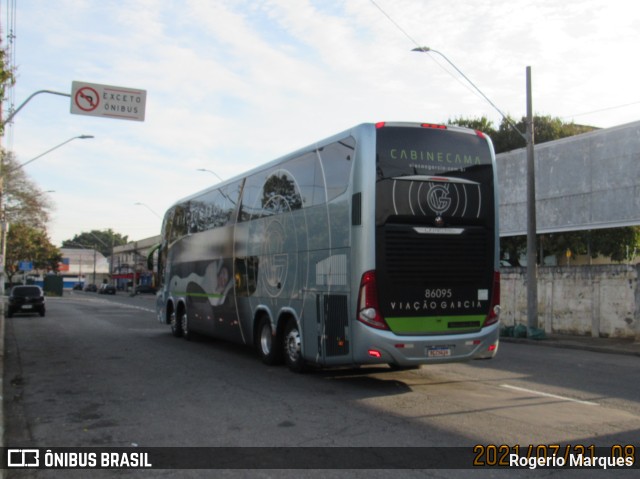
283;319;305;373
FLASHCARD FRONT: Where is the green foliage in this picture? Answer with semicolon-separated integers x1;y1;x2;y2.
62;229;129;257
0;45;16;136
6;223;61;283
499;236;526;266
590;227;640;262
501;228;640;265
448;114;598;154
446;115;495;135
1;149;52;227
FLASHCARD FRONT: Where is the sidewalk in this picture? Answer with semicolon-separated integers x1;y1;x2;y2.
501;333;640;357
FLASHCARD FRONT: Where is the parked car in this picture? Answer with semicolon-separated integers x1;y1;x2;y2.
72;283;84;291
134;284;157;295
7;285;46;318
98;284;116;295
84;284;98;292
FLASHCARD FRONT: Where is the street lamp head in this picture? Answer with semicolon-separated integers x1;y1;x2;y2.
411;46;432;53
78;135;94;139
134;202;162;219
196;168;224;182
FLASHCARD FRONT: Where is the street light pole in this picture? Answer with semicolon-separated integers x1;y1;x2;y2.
0;134;95;296
412;47;527;141
8;135;94;173
412;46;538;333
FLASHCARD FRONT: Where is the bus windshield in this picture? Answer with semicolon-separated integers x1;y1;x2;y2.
376;126;493;179
375;126;494;226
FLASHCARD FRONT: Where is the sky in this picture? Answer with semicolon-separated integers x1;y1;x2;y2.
3;0;640;246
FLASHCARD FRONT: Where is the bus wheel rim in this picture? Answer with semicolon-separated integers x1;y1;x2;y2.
285;328;300;361
260;323;272;356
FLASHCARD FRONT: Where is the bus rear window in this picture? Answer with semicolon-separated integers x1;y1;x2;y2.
376;126;492;179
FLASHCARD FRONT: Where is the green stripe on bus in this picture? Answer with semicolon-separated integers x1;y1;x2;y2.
172;291;224;300
386;315;485;333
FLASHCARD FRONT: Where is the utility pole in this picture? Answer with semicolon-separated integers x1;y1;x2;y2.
525;66;538;332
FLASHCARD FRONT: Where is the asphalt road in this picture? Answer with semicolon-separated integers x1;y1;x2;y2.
3;291;639;478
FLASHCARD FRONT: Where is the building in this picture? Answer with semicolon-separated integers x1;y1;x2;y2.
57;247;110;288
111;235;161;291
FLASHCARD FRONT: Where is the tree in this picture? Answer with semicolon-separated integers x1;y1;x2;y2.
5;222;61;284
448;114;597;154
0;42;16;135
589;227;639;262
62;229;129;257
447;115;495;136
1;149;53;227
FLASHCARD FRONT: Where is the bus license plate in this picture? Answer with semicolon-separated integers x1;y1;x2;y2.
427;346;452;358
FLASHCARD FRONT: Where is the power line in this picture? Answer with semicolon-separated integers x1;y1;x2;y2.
368;0;491;108
368;0;420;47
563;100;640;120
369;0;638;126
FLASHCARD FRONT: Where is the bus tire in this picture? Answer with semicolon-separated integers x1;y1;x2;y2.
283;319;305;373
256;316;283;365
170;309;182;337
181;311;191;341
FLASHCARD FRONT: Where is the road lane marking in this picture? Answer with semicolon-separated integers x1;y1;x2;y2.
500;384;599;406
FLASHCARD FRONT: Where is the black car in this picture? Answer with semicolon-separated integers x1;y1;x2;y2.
98;284;116;295
134;284;157;294
84;284;98;292
8;285;46;318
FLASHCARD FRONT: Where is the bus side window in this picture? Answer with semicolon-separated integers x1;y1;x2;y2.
318;137;355;201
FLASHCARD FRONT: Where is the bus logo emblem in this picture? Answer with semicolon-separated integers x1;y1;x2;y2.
427;184;452;214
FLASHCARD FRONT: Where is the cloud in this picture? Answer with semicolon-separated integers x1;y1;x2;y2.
7;0;640;246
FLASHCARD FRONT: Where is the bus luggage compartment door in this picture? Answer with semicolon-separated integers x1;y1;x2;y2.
319;294;350;358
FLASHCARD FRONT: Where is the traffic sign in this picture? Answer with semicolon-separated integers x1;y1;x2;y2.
70;81;146;121
19;261;33;272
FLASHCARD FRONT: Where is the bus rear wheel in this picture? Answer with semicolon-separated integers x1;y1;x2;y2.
170;310;182;337
283;319;305;373
256;316;282;365
181;312;191;341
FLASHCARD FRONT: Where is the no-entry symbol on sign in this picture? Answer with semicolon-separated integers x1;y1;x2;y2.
70;81;146;121
74;86;100;112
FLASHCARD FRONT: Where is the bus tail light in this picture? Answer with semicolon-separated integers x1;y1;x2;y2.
420;123;447;130
357;271;389;330
483;271;501;327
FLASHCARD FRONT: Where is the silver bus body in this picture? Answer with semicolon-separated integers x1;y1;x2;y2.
156;122;500;371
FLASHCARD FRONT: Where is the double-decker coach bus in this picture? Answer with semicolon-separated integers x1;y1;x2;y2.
156;122;501;372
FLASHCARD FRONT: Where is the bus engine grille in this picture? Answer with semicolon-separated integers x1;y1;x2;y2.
379;225;489;285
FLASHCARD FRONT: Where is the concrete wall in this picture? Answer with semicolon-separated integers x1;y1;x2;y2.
501;265;640;339
498;120;640;236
